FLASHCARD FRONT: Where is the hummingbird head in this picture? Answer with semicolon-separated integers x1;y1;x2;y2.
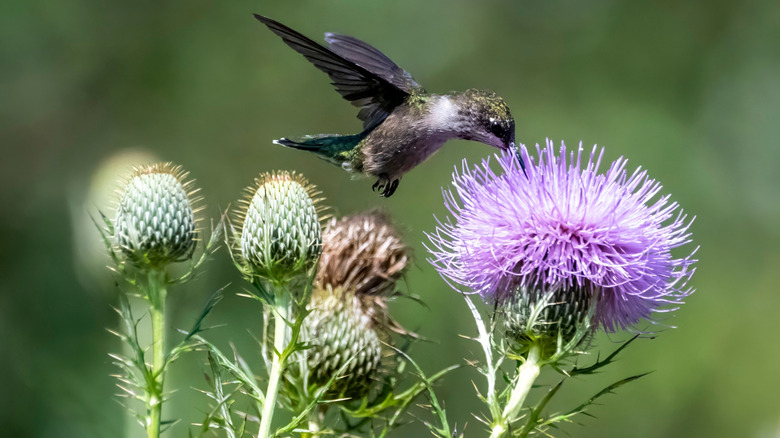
453;89;515;150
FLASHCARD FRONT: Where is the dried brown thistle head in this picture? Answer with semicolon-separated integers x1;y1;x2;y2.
315;211;410;298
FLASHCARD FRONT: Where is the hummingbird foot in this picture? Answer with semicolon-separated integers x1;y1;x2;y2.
372;175;400;197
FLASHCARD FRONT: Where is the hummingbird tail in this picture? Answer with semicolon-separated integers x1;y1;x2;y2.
273;132;367;167
273;137;325;152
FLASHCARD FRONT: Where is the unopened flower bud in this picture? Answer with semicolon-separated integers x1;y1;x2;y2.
303;286;382;398
237;171;321;284
114;163;198;267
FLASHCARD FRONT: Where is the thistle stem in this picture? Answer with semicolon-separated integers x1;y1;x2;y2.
490;344;542;438
258;292;292;438
147;268;167;438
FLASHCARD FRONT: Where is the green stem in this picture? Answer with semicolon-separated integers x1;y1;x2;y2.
147;268;167;438
490;344;542;438
464;296;501;420
258;293;292;438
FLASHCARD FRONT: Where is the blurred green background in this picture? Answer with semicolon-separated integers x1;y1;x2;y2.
2;0;779;436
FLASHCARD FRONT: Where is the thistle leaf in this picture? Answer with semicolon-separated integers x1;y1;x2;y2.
195;336;266;405
538;372;650;430
566;334;641;377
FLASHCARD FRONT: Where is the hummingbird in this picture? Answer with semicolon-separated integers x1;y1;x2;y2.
254;14;517;197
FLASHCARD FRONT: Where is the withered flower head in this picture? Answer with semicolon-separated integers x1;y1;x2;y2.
316;211;409;297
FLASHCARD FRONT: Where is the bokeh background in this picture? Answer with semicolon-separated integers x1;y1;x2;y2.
2;0;779;437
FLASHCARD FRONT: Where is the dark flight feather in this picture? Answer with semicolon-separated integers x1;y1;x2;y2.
254;14;410;130
323;33;421;93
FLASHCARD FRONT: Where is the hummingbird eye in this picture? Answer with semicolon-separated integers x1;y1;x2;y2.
490;122;507;139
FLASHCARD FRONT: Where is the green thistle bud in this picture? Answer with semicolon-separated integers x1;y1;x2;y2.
236;171;322;284
303;286;382;398
502;285;594;358
114;162;198;267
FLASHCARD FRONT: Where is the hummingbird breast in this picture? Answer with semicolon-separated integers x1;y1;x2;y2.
358;96;456;180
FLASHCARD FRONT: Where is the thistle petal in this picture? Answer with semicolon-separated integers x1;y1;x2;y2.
427;141;698;332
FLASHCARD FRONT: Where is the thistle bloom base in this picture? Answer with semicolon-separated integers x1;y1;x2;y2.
502;284;595;358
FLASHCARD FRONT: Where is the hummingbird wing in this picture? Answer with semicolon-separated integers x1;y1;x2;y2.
323;33;421;94
254;14;415;131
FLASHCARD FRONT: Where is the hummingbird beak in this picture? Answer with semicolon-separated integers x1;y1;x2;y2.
508;142;528;176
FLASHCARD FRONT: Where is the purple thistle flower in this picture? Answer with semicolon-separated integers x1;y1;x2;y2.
426;140;697;332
